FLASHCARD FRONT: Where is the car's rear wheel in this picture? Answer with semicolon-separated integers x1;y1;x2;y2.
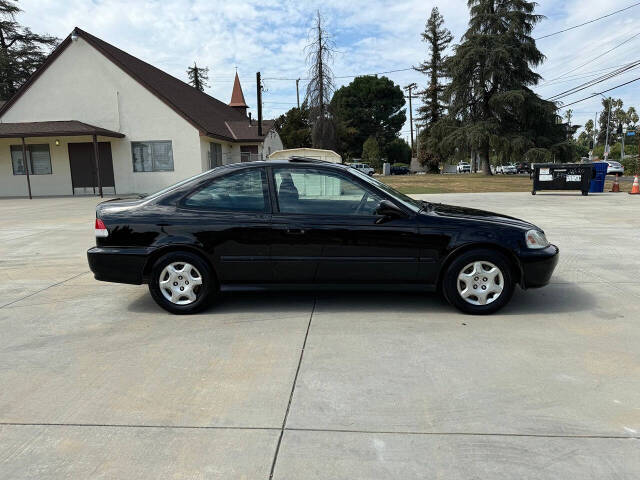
148;251;214;314
442;249;515;315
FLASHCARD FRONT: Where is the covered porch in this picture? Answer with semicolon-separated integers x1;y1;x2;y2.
0;120;124;198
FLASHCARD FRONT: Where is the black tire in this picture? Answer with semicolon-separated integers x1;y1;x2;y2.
148;251;215;314
442;249;515;315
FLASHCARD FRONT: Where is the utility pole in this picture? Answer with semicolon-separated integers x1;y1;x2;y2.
296;78;300;109
256;72;263;137
404;83;417;155
590;111;598;161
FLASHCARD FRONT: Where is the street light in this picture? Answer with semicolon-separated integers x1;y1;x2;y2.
593;92;612;159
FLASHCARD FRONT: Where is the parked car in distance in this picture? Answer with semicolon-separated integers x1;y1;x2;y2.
497;164;517;174
457;162;471;173
605;160;624;176
87;157;559;316
349;162;375;176
390;165;410;175
515;162;531;174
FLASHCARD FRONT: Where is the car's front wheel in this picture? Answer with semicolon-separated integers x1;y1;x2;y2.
442;249;515;315
148;251;214;314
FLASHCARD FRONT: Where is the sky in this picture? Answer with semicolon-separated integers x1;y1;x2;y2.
18;0;640;143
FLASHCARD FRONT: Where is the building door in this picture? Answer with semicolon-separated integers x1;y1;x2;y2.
68;142;115;195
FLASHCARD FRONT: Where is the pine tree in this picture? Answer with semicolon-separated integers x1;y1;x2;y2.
415;7;453;127
437;0;550;174
186;62;209;91
0;0;58;100
415;7;453;173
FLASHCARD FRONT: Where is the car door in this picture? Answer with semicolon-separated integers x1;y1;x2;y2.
178;167;273;284
271;166;420;285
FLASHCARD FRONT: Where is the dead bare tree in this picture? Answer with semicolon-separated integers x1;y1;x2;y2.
304;11;336;150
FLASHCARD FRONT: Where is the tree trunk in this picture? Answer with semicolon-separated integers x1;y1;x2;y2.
480;144;492;175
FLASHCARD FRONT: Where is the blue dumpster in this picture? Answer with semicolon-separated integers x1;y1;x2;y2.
589;162;608;193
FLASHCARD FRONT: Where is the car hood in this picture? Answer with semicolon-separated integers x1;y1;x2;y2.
427;202;538;230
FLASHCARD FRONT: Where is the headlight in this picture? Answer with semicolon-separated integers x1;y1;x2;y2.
525;230;549;249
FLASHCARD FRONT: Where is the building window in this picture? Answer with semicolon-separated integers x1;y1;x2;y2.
131;141;174;172
11;144;52;175
210;142;222;168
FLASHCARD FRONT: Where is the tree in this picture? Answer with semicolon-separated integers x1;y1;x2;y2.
362;136;381;169
304;11;336;150
274;105;312;149
414;7;453;173
434;0;566;174
415;7;453;127
597;97;624;145
0;0;58;100
186;62;209;91
331;75;406;159
564;109;577;140
386;138;412;164
577;119;597;148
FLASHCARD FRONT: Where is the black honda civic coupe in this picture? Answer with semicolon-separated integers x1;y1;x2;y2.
87;158;558;315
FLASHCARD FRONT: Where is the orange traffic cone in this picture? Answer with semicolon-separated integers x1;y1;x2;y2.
630;175;640;195
611;174;620;192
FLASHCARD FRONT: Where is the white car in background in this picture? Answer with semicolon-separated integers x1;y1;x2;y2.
497;164;517;174
605;160;624;176
457;162;471;173
349;163;375;176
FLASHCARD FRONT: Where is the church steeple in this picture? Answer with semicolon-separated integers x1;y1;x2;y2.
229;71;248;114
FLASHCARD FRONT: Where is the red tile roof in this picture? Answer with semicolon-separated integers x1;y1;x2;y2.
0;28;272;143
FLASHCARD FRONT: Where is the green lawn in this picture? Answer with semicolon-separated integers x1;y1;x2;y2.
378;173;627;194
379;173;533;194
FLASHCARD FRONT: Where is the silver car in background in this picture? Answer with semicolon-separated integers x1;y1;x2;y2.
606;160;624;176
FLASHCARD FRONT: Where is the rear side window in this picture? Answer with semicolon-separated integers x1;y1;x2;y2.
183;168;268;212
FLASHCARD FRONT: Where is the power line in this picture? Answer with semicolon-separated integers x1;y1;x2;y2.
547;60;640;100
557;75;640;108
535;1;640;40
538;62;640;87
263;67;414;82
546;31;640;82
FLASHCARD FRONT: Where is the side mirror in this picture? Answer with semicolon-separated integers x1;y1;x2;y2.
374;200;407;222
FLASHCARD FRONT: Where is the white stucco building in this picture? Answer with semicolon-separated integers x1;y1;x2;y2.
0;27;283;197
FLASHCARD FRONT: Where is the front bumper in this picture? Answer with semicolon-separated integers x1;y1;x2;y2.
519;244;559;288
87;246;152;285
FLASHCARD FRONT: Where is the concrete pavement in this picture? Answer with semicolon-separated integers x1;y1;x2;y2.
0;192;639;478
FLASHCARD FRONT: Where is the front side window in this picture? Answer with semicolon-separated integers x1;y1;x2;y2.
183;168;268;212
11;144;52;175
132;141;174;172
273;168;383;216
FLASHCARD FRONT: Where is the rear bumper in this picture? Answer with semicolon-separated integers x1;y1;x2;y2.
87;246;151;285
519;244;559;288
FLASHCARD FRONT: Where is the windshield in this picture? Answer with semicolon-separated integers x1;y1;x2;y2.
142;169;213;201
348;167;423;212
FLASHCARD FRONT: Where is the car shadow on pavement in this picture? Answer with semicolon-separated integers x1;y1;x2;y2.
126;283;593;317
501;282;595;315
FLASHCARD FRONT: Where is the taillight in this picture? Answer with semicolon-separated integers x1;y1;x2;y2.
95;218;108;238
